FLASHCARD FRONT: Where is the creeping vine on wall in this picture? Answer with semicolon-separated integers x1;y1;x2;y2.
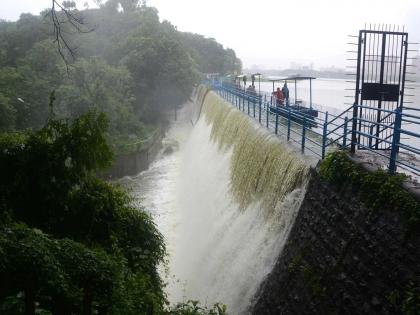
319;151;420;234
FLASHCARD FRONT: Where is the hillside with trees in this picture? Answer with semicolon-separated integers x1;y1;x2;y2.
0;1;241;143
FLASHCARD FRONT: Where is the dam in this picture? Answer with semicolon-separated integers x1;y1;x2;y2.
121;85;311;314
2;4;420;314
116;21;419;315
121;85;420;314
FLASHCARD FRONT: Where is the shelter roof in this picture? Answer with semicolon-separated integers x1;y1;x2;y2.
265;75;316;81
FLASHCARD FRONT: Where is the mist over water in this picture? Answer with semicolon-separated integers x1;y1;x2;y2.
120;92;309;314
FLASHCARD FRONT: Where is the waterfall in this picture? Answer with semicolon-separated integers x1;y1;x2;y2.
164;88;309;314
123;87;310;314
203;92;308;214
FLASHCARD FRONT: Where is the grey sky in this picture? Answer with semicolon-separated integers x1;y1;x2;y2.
1;0;420;69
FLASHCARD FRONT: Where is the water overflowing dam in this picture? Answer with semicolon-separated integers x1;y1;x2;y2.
119;85;420;315
121;86;311;313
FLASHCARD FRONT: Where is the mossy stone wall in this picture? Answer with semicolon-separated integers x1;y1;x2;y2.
251;153;420;315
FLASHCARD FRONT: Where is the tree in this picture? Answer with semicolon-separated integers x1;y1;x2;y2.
48;0;93;67
178;32;242;75
120;31;200;121
0;93;16;131
0;223;117;315
0;111;166;314
56;57;143;137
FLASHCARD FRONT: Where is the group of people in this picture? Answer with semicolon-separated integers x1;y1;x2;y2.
234;75;258;97
246;84;257;96
232;76;290;106
272;82;290;106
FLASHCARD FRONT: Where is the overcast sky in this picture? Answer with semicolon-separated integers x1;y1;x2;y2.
1;0;420;69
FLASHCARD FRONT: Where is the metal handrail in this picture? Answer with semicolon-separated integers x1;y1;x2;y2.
328;104;353;124
212;82;420;176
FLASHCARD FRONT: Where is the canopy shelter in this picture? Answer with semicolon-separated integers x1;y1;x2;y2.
266;75;317;109
266;76;287;92
235;74;248;88
252;73;262;96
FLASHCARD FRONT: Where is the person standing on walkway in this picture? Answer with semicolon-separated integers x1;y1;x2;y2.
272;87;284;106
282;82;290;106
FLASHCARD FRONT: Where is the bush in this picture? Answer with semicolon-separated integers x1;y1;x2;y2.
0;111;167;314
319;151;420;233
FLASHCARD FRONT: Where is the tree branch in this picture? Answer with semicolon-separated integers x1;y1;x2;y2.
48;0;94;71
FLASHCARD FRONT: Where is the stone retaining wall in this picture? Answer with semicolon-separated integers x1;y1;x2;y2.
103;130;163;179
250;169;420;315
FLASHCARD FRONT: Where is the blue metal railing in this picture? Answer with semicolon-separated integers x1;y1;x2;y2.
211;82;420;176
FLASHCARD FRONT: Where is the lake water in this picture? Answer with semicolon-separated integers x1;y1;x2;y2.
251;78;420;115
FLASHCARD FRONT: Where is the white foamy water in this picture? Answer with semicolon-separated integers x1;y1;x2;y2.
119;93;308;314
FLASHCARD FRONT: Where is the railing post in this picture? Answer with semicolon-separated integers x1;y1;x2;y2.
266;95;269;128
287;107;291;141
350;104;358;153
247;95;250;115
236;91;239;108
236;92;241;110
343;117;348;148
238;92;240;109
253;98;256;118
389;108;402;174
275;107;279;134
321;111;329;159
301;116;307;153
258;95;262;123
368;124;374;148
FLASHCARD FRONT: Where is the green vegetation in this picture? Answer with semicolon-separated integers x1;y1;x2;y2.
168;301;227;315
387;281;420;315
287;255;325;298
0;110;166;314
0;1;241;149
319;151;420;233
0;0;237;313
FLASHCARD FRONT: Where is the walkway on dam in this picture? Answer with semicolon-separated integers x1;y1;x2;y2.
212;83;420;178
